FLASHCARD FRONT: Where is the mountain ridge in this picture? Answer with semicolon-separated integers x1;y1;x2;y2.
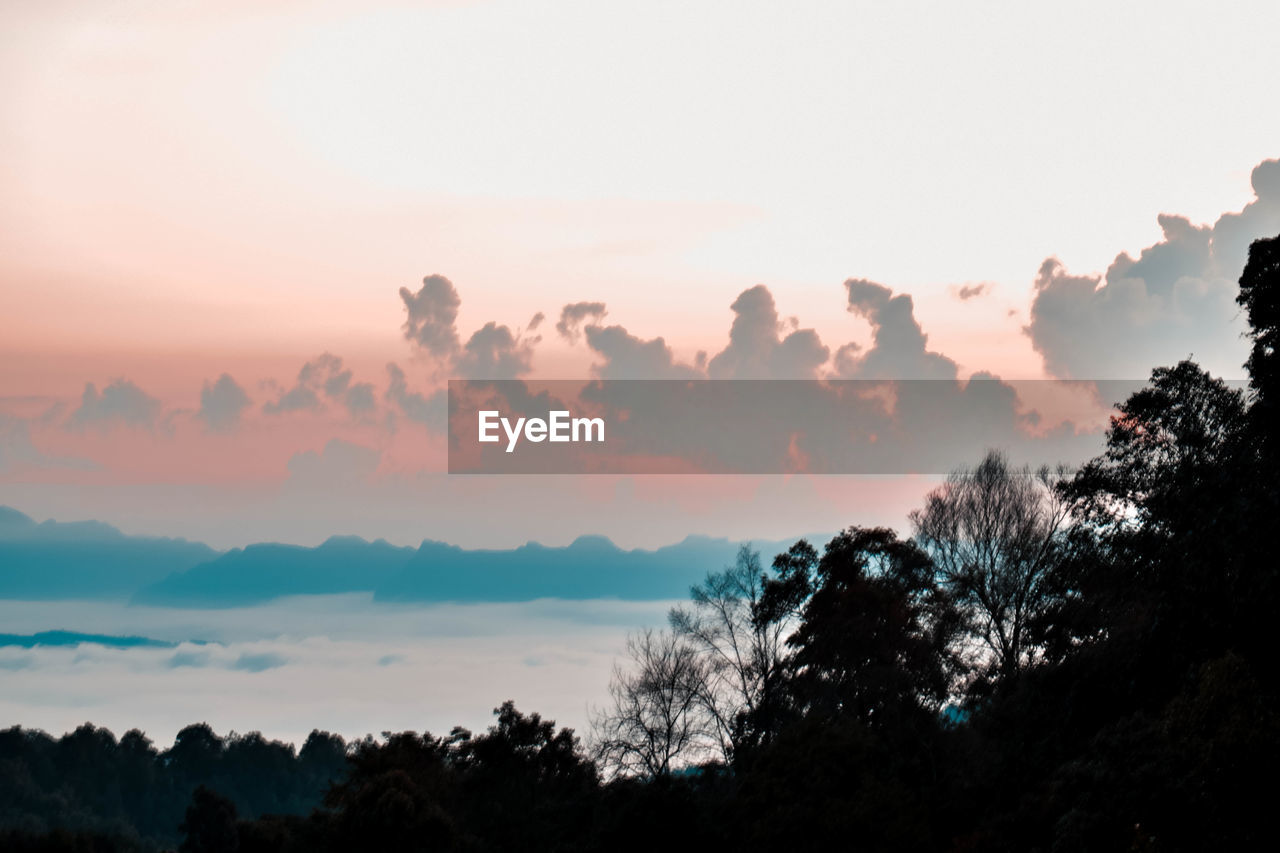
0;505;820;607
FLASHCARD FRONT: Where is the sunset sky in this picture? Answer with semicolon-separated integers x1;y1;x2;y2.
3;0;1280;549
4;0;1280;748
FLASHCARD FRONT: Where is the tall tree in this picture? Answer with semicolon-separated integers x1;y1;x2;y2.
773;527;960;723
910;451;1071;689
592;629;718;779
1059;360;1271;686
1237;232;1280;457
668;545;790;760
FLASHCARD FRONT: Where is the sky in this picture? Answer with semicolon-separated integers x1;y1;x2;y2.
3;1;1280;550
2;0;1279;745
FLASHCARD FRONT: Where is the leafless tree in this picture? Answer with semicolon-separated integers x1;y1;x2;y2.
591;628;719;779
668;545;790;760
910;449;1072;685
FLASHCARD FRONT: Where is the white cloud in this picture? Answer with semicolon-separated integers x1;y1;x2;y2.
0;596;674;747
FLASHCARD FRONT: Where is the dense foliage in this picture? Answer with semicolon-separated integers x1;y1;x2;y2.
2;234;1278;851
0;723;347;849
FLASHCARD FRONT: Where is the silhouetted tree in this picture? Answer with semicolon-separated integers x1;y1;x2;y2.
772;527;960;723
1060;360;1258;678
592;629;717;779
451;702;597;849
668;544;790;760
168;724;223;786
911;450;1070;690
179;786;238;853
1238;232;1280;457
717;529;962;849
962;316;1280;848
317;701;597;851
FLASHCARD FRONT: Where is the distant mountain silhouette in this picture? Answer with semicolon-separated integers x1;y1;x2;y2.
133;536;416;606
374;533;804;602
138;533;808;606
0;506;219;599
1;505;816;607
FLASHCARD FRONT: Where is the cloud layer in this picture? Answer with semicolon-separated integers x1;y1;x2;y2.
14;157;1280;494
67;380;162;431
835;279;958;379
562;275;958;384
0;596;673;747
1026;159;1280;378
198;374;252;433
399;274;539;379
264;354;376;419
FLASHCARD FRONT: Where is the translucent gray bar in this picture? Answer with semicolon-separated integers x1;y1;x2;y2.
446;379;1242;475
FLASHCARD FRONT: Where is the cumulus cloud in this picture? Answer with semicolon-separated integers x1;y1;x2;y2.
547;160;1280;387
556;301;608;342
399;274;461;358
1210;159;1280;282
583;324;703;379
197;374;251;433
1026;158;1280;379
562;286;835;380
384;363;445;430
706;285;829;379
344;382;377;418
453;273;972;383
265;354;376;419
286;438;381;486
456;322;537;379
835;279;959;379
262;378;321;415
398;274;538;379
262;383;321;415
66;380;162;431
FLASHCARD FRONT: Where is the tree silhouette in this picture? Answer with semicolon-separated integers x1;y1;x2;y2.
911;450;1071;690
592;629;718;779
1060;360;1258;679
668;544;790;760
179;786;238;853
1238;232;1280;455
773;527;959;724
